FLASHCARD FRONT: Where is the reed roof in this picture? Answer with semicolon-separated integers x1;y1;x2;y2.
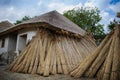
0;21;14;32
0;11;86;36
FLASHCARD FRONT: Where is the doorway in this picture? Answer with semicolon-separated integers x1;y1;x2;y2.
18;34;27;53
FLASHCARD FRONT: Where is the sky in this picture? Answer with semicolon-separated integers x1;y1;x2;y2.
0;0;120;32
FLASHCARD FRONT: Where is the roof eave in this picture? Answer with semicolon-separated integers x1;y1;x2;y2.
0;22;84;37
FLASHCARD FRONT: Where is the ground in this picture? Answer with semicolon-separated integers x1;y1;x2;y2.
0;65;96;80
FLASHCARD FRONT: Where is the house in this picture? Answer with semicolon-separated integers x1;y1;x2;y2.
0;10;96;57
7;11;97;76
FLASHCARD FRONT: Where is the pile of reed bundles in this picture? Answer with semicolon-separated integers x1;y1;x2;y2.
71;26;120;80
7;28;96;76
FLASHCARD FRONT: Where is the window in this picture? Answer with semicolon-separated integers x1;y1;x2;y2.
1;38;5;48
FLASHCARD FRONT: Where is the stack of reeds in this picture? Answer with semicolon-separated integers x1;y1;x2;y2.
7;28;96;76
71;26;120;80
117;12;120;18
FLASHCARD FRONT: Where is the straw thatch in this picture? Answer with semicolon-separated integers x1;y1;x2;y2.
0;21;14;32
70;25;120;80
7;11;96;76
0;11;85;36
22;10;85;35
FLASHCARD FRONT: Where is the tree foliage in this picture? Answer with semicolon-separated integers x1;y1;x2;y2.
63;7;105;39
14;16;31;25
108;20;116;31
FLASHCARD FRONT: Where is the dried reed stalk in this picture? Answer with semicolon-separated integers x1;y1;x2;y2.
102;35;115;80
37;32;48;74
7;28;96;77
110;26;120;80
85;37;112;77
71;26;120;80
57;38;68;74
56;41;62;73
70;32;112;77
31;38;40;74
26;38;38;73
43;35;53;76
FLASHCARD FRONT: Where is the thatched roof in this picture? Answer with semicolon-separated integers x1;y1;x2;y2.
0;11;86;36
70;25;120;80
0;21;14;32
22;10;86;35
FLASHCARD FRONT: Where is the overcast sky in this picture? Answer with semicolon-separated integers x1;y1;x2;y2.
0;0;120;31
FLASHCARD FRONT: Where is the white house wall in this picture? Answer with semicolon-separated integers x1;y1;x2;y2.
27;31;37;42
8;35;17;52
16;28;37;55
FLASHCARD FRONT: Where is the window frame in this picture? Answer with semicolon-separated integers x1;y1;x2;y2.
1;38;5;48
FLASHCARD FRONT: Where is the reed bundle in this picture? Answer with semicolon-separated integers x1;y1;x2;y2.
70;26;120;80
7;28;96;76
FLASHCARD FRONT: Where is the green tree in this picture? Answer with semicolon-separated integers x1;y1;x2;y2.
14;16;31;25
108;20;116;31
63;7;105;39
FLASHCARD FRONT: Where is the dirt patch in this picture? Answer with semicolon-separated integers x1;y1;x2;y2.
0;66;96;80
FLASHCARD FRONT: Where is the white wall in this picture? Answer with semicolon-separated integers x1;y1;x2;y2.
8;35;17;51
16;28;37;55
0;35;17;54
27;31;37;43
0;37;9;54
